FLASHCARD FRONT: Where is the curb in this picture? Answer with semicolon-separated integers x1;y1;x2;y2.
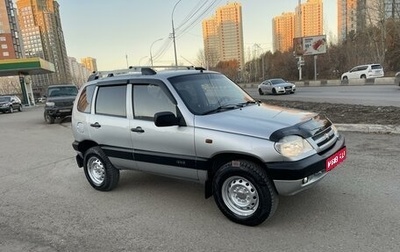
335;124;400;135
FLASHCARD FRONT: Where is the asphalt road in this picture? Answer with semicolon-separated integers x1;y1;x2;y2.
246;84;400;107
0;107;399;252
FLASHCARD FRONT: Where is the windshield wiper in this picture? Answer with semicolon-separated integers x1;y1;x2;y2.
237;100;258;107
202;104;238;115
202;101;257;115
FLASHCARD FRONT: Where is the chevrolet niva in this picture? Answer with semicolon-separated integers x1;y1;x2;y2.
71;66;346;226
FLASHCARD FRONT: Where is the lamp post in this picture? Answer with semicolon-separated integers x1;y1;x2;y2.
171;0;182;68
254;44;265;80
150;38;163;66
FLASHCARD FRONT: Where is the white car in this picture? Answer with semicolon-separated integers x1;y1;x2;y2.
258;78;296;95
341;64;384;80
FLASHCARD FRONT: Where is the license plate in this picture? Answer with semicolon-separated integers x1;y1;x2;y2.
326;147;346;172
59;109;71;113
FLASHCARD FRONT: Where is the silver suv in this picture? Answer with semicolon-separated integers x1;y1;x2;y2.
72;67;346;226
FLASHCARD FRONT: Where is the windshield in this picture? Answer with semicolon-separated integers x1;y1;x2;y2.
270;79;286;85
169;73;255;115
47;86;78;97
0;96;11;102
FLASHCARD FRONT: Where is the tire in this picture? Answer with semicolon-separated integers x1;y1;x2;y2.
360;75;366;79
83;146;120;191
9;106;13;113
44;112;55;124
212;160;279;226
272;88;277;95
258;89;263;95
18;105;23;112
342;76;348;81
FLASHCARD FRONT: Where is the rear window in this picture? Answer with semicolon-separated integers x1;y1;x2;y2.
371;65;382;70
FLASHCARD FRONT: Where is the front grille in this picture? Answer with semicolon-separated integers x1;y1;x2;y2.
312;127;336;148
55;101;73;107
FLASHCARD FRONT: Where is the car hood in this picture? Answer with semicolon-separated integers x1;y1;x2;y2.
195;103;319;139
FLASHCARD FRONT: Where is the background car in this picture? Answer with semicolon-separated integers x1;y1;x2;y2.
341;64;384;80
0;95;23;113
258;78;296;95
44;84;78;124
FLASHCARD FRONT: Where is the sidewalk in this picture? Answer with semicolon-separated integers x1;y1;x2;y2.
336;124;400;135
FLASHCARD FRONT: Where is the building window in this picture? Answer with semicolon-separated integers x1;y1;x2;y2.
3;52;9;56
1;44;8;49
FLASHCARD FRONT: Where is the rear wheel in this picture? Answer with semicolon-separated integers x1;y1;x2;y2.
342;76;348;81
360;75;366;79
213;160;278;226
83;146;120;191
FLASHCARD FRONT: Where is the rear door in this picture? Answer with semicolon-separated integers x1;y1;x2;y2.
88;83;136;170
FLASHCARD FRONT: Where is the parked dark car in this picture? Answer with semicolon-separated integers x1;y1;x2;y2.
0;95;23;113
44;84;78;124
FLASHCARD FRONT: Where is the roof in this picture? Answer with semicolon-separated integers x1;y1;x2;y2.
0;58;55;76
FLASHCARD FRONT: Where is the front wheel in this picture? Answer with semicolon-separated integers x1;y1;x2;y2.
44;112;55;124
18;105;23;112
9;106;14;113
258;89;263;95
212;160;278;226
83;146;120;191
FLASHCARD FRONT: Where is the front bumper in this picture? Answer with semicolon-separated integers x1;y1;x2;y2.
45;107;73;117
267;134;345;196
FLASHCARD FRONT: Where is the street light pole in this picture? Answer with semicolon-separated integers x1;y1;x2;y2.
150;38;163;67
171;0;182;68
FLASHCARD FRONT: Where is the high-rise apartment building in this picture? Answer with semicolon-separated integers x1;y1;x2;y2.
81;57;97;72
272;12;295;52
337;0;358;42
202;2;244;70
16;0;71;94
384;0;400;19
295;0;323;37
336;0;399;42
0;0;23;59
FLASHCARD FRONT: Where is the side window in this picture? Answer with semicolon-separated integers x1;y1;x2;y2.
77;85;95;113
133;84;176;120
95;85;127;117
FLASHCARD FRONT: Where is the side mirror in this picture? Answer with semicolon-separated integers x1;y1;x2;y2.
154;112;180;127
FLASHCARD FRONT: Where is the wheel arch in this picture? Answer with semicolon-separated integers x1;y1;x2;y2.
204;153;268;198
74;140;99;167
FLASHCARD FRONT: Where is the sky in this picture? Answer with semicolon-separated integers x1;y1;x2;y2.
56;0;337;71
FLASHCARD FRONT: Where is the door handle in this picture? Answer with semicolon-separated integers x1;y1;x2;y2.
131;126;145;133
90;122;101;128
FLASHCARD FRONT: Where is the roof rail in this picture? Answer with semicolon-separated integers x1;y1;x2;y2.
87;65;202;82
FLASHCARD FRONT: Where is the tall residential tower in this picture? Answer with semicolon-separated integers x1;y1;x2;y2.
202;2;244;70
16;0;71;94
272;12;295;52
295;0;323;38
0;0;23;59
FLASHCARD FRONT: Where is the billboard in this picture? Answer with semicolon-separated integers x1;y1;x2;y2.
293;35;327;56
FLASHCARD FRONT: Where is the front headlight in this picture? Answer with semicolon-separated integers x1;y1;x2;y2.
45;101;55;107
275;135;313;158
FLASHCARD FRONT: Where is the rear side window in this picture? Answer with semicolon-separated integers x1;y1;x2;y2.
77;85;95;113
371;65;382;70
95;85;127;117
